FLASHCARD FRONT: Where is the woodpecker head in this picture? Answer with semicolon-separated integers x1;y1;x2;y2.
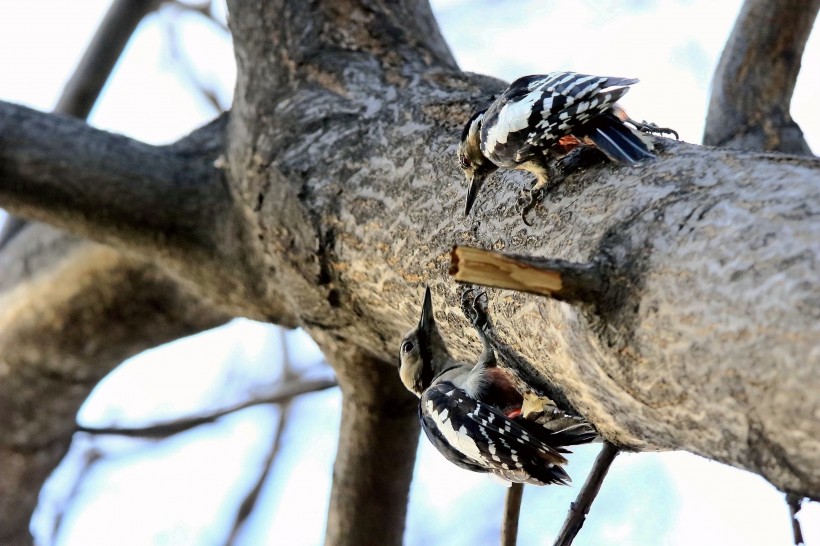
399;287;453;397
458;110;498;216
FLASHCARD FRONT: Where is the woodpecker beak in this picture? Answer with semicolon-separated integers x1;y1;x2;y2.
464;175;486;216
419;286;435;333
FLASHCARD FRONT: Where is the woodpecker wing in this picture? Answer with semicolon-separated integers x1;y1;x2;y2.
419;404;491;474
420;382;575;485
480;72;642;167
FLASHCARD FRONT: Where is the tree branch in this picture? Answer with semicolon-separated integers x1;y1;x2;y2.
501;483;524;546
0;243;228;546
0;0;162;250
785;494;806;546
314;333;419;546
224;405;291;546
704;0;820;153
0;101;229;264
76;378;336;438
553;442;620;546
57;0;163;117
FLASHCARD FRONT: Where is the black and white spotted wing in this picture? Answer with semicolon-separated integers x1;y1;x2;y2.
480;72;646;168
419;381;575;486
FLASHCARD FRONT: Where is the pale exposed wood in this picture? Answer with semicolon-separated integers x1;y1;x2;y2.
450;246;603;303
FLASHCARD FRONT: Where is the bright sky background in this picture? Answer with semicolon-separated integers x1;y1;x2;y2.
0;1;818;545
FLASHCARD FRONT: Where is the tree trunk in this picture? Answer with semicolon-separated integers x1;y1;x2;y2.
1;0;819;543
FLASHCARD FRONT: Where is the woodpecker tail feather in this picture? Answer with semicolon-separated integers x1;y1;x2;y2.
587;112;655;166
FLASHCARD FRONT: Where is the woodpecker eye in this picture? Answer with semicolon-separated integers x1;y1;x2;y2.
401;340;414;354
459;155;471;169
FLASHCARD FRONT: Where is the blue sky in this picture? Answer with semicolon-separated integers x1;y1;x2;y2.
1;1;818;545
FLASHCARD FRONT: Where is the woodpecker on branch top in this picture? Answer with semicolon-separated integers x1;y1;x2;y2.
458;71;676;222
398;287;596;485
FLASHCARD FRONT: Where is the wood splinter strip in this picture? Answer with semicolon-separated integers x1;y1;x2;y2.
449;245;604;304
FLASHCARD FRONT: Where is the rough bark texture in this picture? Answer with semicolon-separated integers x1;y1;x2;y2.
1;0;819;544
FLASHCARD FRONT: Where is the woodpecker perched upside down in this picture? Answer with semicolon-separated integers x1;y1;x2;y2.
458;71;676;222
398;287;596;485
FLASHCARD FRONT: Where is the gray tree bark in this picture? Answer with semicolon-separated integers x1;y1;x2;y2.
1;0;819;544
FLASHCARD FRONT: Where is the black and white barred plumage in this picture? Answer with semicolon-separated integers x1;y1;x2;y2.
398;287;596;485
459;71;658;216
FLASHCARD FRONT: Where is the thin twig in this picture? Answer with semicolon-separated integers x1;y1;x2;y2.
501;482;525;546
166;0;229;32
161;12;227;113
786;493;805;546
75;378;336;438
450;246;604;303
224;404;291;545
553;442;620;546
223;329;303;543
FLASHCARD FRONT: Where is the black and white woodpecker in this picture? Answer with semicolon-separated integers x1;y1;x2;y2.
398;287;596;485
458;71;675;218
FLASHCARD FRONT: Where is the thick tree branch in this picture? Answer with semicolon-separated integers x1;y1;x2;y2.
0;0;163;250
704;0;819;153
314;333;419;546
0;102;228;267
0;103;294;320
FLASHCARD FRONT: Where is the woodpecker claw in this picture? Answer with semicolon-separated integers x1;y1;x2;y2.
521;187;544;226
627;117;679;140
460;287;489;330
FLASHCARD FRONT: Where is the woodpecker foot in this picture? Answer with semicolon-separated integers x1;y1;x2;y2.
520;187;544;226
627;117;679;140
460;287;490;331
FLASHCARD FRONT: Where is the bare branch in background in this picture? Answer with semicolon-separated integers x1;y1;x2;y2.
786;494;806;546
704;0;819;153
160;5;228;114
224;328;298;545
224;405;290;546
501;483;524;546
57;0;163;117
167;0;229;32
76;378;337;438
553;442;620;546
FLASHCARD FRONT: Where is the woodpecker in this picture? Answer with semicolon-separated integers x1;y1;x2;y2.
398;287;596;485
458;71;675;221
